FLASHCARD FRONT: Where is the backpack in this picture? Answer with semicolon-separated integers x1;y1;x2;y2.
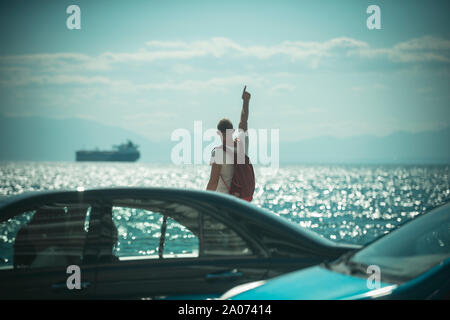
220;140;255;202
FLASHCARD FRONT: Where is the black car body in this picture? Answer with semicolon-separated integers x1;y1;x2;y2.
0;188;359;299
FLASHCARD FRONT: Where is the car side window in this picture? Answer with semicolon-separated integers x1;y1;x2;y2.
111;206;199;260
0;210;35;268
0;203;91;270
109;199;253;262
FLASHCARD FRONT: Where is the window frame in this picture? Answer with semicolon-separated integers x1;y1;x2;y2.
0;202;97;271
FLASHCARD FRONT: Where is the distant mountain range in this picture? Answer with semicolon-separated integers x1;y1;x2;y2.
282;128;450;164
0;115;171;163
0;115;449;164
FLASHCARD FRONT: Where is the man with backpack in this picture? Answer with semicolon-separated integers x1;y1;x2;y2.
206;86;255;202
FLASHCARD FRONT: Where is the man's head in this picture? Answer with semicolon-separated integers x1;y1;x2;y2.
217;118;234;133
217;118;234;144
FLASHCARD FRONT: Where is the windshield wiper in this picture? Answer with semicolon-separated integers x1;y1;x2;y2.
345;260;370;276
327;251;369;276
339;250;369;275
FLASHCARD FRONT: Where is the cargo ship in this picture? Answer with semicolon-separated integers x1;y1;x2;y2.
76;140;140;162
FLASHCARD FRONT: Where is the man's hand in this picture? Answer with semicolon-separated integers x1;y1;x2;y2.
242;85;251;102
239;85;250;131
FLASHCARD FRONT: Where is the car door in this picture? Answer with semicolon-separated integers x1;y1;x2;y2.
93;195;269;299
0;201;98;299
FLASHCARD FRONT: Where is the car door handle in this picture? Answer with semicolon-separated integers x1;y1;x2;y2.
205;269;243;282
51;281;91;290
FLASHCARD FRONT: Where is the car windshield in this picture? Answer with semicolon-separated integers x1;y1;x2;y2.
349;203;450;282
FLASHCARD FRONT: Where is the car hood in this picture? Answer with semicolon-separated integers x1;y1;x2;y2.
230;266;396;300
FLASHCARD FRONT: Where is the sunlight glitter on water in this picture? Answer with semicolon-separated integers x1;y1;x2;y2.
0;162;449;245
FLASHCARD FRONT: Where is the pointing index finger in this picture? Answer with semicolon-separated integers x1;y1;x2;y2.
243;85;247;93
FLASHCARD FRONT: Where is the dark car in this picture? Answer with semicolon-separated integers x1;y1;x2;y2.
0;187;359;299
223;202;450;300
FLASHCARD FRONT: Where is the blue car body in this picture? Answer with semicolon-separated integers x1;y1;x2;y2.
227;202;450;300
229;259;450;300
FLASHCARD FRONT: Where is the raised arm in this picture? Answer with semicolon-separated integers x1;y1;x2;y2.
239;85;251;132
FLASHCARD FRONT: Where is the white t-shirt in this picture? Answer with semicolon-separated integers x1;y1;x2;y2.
210;129;249;194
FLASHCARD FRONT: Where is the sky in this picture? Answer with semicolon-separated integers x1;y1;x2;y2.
0;0;449;142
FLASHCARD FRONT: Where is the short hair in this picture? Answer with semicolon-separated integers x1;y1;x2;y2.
217;118;233;134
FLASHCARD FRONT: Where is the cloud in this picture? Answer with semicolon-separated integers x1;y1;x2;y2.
0;53;110;71
124;37;368;65
1;36;448;91
0;74;127;86
137;75;266;92
107;36;449;66
352;36;450;63
1;36;448;77
0;37;373;72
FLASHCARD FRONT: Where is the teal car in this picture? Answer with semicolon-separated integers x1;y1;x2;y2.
223;202;450;300
0;188;358;299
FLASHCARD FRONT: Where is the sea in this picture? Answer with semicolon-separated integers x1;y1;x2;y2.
1;162;449;263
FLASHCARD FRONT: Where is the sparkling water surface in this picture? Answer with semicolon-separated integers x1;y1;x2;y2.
1;162;449;263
